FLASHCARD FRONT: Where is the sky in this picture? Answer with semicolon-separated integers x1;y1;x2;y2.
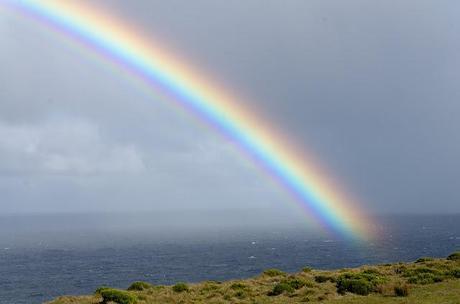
0;0;459;218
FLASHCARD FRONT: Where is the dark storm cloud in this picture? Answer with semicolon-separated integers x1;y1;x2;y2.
1;0;459;215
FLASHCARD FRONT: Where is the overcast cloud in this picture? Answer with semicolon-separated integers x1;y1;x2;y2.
1;0;459;217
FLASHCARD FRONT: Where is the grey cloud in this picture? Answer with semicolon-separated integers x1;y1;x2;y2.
0;116;145;176
1;0;459;216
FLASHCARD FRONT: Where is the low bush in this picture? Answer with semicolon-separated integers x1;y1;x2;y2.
127;281;153;291
447;252;460;261
336;271;386;295
416;257;434;263
447;268;460;278
394;283;410;297
97;288;137;304
403;267;444;284
362;268;381;275
172;282;189;293
407;273;443;284
405;267;436;275
314;275;335;283
263;269;285;277
337;276;373;295
95;286;110;294
282;278;309;290
302;266;312;273
268;282;294;296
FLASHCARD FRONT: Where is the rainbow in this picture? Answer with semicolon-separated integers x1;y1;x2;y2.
1;0;373;239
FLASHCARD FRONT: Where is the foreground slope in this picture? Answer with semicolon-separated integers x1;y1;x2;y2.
48;252;460;304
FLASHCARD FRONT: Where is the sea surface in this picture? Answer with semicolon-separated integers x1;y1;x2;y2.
0;213;459;304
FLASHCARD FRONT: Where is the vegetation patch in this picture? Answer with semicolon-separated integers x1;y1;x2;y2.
394;283;410;297
314;274;335;283
230;282;247;290
416;257;435;263
403;267;444;284
394;265;407;274
263;268;285;277
233;289;247;299
281;277;312;290
447;252;460;261
336;271;386;295
200;281;221;294
361;268;381;275
96;288;137;304
337;276;373;295
94;286;110;294
172;282;189;293
301;266;312;273
447;268;460;278
127;281;153;291
268;282;295;296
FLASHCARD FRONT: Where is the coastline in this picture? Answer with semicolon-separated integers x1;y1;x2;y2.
48;252;460;304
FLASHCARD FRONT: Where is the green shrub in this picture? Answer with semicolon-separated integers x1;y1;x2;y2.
447;268;460;278
172;282;189;293
336;271;386;295
127;281;153;291
268;282;295;296
282;278;308;290
403;267;444;284
95;286;111;294
447;252;460;261
153;285;165;291
416;257;434;263
362;268;381;275
394;283;410;297
314;275;335;283
337;276;373;295
407;273;443;284
403;267;439;276
263;269;285;277
302;266;312;273
98;288;137;304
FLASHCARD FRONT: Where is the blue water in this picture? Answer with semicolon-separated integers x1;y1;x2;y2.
0;214;459;304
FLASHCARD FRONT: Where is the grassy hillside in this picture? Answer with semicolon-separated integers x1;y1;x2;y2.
48;252;460;304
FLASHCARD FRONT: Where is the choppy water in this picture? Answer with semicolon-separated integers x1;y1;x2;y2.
0;214;459;304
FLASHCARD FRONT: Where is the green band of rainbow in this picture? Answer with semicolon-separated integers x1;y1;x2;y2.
2;0;373;240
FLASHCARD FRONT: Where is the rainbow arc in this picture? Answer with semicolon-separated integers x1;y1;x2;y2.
1;0;373;240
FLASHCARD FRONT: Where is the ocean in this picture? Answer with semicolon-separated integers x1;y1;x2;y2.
0;213;459;304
